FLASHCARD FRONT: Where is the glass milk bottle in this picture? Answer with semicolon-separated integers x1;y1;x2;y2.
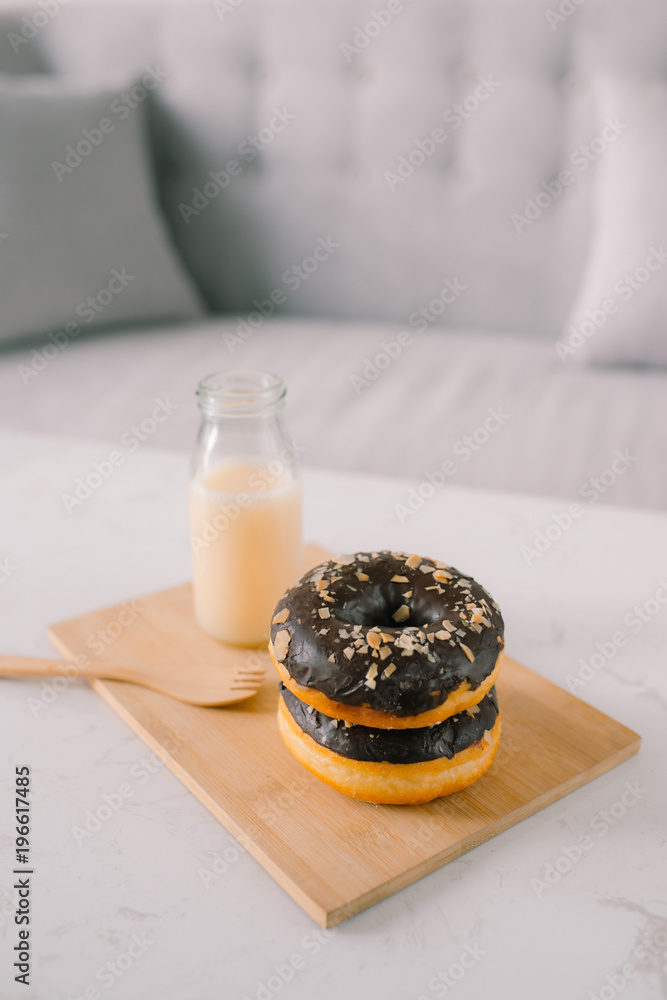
189;370;302;646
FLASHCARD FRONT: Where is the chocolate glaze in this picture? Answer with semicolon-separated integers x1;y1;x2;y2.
270;551;504;717
281;684;499;764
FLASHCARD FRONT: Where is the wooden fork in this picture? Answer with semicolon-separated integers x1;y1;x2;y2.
0;654;268;706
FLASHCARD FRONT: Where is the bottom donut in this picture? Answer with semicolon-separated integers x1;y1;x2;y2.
277;692;502;805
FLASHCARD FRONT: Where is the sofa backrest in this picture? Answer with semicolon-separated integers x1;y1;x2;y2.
1;0;666;336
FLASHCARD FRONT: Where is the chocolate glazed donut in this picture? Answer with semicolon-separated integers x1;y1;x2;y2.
280;684;500;765
269;551;504;726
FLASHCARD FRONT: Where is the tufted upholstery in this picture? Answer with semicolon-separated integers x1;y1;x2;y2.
0;0;666;335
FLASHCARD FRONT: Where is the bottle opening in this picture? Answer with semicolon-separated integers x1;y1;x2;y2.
196;370;286;417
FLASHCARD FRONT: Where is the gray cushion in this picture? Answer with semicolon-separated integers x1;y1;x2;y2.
563;76;667;366
0;73;203;346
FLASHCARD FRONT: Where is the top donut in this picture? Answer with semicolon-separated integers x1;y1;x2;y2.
269;550;504;718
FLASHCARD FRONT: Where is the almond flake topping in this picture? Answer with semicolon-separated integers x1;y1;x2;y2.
391;575;409;583
483;729;493;745
383;663;396;677
393;604;410;623
318;608;331;619
365;663;378;689
367;631;382;649
356;571;369;581
435;630;449;640
403;590;413;599
327;654;335;662
405;554;421;570
316;579;329;592
343;646;355;660
467;703;480;715
380;632;394;643
272;607;290;625
272;630;290;661
460;644;475;662
433;569;452;583
379;646;392;661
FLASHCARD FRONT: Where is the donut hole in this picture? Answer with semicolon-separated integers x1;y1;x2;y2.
335;584;445;629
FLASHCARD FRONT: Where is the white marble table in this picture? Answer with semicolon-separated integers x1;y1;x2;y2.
0;428;665;1000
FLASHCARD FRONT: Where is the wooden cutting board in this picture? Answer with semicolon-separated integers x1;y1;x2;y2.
48;545;640;927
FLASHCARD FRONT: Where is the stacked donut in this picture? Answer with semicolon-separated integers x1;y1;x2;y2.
269;551;505;805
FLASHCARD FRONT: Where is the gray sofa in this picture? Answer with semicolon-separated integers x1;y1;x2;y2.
1;0;666;509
